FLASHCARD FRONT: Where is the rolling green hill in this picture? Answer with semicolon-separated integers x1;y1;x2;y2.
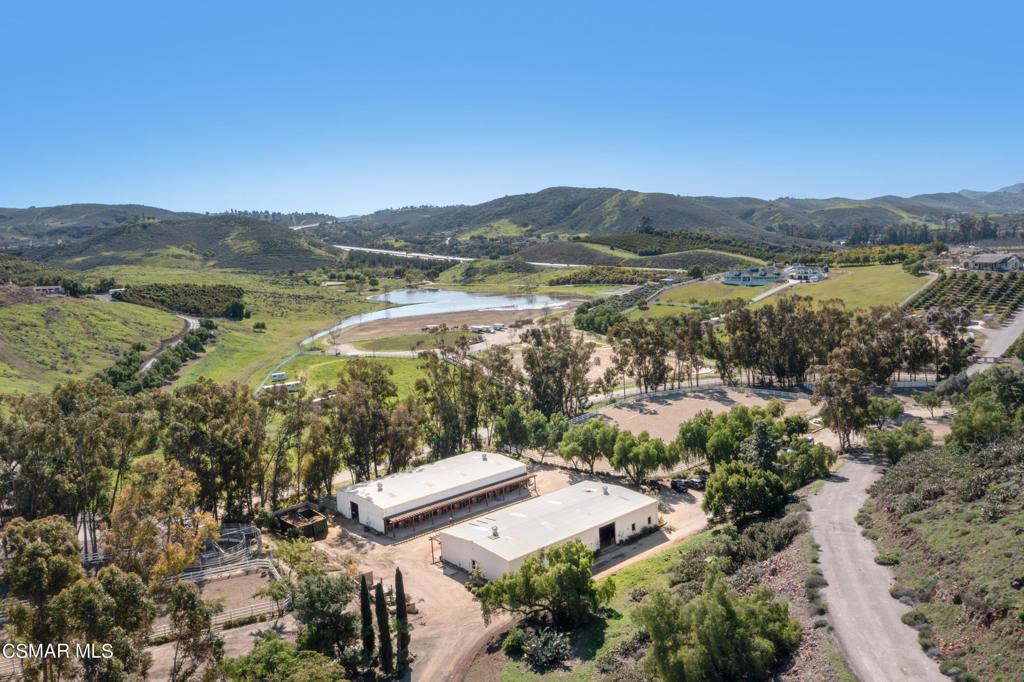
0;298;182;394
30;215;341;271
0;203;200;246
313;187;826;256
316;184;1024;257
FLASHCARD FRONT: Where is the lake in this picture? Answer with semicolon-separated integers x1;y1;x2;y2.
301;288;569;345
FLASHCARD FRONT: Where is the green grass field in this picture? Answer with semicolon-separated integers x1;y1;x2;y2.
0;298;181;394
274;354;423;396
351;331;476;352
751;265;929;310
84;266;388;388
660;279;770;305
457;219;527;241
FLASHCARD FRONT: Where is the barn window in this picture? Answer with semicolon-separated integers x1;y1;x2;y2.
631;523;636;531
647;516;651;525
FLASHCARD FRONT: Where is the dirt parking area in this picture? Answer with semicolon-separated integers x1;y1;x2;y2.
602;387;817;442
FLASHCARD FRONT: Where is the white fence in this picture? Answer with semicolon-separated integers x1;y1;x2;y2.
574;382;810;424
153;558;290;640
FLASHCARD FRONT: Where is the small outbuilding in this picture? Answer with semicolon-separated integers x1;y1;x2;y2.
336;451;530;535
438;481;659;580
274;502;329;540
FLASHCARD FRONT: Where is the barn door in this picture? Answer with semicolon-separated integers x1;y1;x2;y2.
598;523;615;548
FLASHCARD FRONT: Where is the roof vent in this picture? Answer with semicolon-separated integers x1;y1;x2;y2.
603;485;609;495
377;482;383;492
491;525;499;537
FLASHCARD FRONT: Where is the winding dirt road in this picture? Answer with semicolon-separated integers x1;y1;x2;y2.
808;453;943;682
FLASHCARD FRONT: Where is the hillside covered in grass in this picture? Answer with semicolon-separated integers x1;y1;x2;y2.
862;366;1024;681
314;187;831;257
0;253;95;290
313;184;1024;258
0;298;182;394
26;215;342;271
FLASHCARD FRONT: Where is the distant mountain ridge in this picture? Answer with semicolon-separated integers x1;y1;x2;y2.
30;215;341;271
311;184;1024;256
4;182;1023;258
0;204;341;247
0;203;201;246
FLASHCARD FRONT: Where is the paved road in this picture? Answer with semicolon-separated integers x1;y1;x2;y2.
809;453;943;682
967;306;1024;375
332;242;684;272
750;280;795;302
140;314;199;372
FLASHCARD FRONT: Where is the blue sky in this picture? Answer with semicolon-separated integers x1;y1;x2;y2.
2;1;1021;215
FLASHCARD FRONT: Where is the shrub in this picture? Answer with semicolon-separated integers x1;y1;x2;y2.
874;553;900;566
901;610;929;627
805;571;828;590
628;585;649;603
502;627;528;656
636;565;801;681
523;628;570;671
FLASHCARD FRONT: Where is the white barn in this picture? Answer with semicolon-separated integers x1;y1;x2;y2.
336;451;529;535
439;481;659;580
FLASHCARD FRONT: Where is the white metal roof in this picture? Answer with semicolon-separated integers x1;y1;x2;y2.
439;481;657;562
337;451;526;517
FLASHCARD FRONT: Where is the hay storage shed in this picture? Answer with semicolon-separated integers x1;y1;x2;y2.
336;451;529;535
438;481;659;580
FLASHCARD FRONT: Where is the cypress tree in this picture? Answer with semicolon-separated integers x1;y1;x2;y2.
359;575;375;664
375;581;394;676
395;568;410;672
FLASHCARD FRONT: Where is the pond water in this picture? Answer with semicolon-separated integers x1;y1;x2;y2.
300;288;569;345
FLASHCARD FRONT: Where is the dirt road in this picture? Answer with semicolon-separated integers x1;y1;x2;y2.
808;453;943;682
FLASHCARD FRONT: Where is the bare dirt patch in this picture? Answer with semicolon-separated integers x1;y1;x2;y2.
602;388;817;442
328;306;575;344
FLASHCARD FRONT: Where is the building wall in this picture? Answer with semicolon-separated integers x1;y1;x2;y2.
336;490;387;533
337;465;528;533
440;498;659;580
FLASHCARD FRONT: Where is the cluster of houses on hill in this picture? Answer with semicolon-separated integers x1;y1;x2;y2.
721;263;828;286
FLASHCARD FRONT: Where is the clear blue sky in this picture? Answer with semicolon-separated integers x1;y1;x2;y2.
2;1;1021;215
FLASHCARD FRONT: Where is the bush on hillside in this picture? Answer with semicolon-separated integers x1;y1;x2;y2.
115;283;245;317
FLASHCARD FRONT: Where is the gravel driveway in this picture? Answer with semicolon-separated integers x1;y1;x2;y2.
808;453;944;682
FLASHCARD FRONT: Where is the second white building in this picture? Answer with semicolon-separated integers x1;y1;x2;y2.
439;481;659;580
